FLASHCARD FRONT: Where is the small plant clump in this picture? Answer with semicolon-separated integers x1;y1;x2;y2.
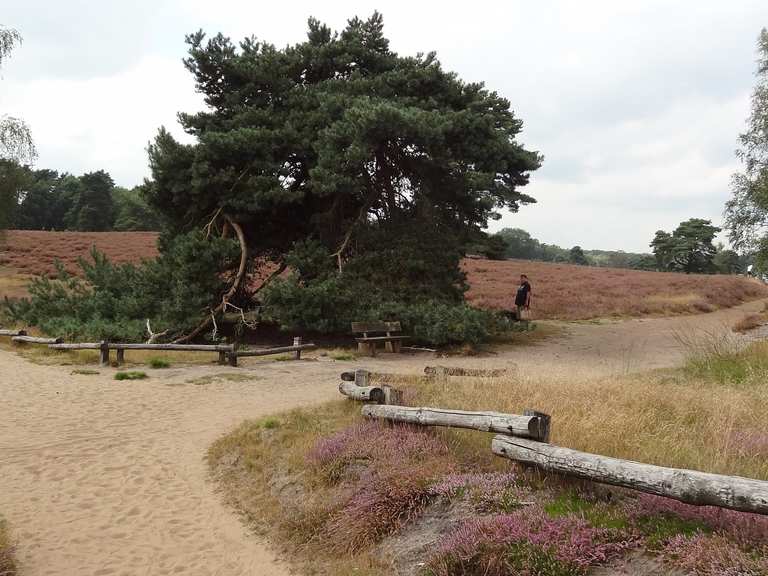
147;357;170;369
71;368;100;375
114;371;147;381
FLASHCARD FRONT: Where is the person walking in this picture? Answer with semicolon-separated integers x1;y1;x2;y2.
515;274;532;320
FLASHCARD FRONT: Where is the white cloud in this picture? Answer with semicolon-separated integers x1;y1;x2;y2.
0;55;202;187
2;0;767;250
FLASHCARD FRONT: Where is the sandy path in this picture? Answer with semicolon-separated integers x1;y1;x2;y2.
0;298;764;575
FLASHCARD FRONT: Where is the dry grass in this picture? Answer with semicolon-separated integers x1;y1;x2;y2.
463;258;768;320
0;517;16;576
209;339;768;575
732;302;768;333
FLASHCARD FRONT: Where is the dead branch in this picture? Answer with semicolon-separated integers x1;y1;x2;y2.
145;319;170;344
223;301;258;330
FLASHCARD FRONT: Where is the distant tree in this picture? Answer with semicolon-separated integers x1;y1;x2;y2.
113;186;162;231
568;245;589;265
496;228;541;259
0;159;30;229
650;230;675;270
74;171;115;231
628;254;657;271
481;233;509;260
0;26;36;228
725;29;768;272
713;246;742;274
651;219;721;274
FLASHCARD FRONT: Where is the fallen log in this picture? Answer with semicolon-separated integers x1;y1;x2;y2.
492;436;768;516
12;335;63;344
362;405;550;442
0;329;27;337
424;366;509;378
339;381;385;403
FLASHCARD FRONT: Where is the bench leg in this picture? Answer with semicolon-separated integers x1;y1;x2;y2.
228;353;238;367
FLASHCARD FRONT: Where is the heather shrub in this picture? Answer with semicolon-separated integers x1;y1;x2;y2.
307;421;455;552
423;507;636;576
663;533;768;576
428;472;525;512
625;494;768;549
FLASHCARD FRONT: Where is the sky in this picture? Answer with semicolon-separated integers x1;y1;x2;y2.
2;0;767;252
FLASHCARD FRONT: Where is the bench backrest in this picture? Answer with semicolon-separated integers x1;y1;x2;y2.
351;321;401;335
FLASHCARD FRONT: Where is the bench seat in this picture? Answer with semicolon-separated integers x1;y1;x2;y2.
355;335;409;342
352;321;409;356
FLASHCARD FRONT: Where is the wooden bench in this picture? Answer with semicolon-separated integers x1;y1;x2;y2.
351;321;409;357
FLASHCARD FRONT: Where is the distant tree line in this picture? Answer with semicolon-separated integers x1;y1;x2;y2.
0;160;161;232
471;223;747;275
470;227;657;270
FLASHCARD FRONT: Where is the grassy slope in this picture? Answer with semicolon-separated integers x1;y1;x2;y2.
209;341;768;575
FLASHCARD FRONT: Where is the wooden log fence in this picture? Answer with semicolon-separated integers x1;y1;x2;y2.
12;335;63;345
361;405;550;442
49;341;236;366
227;338;316;366
0;329;27;337
492;436;768;516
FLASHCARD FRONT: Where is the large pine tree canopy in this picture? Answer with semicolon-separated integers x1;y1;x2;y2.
145;13;542;264
6;13;543;345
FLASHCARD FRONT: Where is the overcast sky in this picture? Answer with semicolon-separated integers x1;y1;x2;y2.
2;0;767;252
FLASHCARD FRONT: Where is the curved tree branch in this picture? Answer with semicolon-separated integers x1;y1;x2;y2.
173;215;249;343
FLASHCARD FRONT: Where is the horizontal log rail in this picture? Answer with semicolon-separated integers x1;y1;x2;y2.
0;329;27;337
233;343;316;358
49;341;235;366
362;405;550;442
492;436;768;516
12;335;63;344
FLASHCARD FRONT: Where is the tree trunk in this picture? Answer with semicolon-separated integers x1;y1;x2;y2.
492;436;768;515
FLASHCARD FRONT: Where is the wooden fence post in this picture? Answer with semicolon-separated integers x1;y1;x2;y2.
116;349;125;365
354;369;370;386
99;341;110;366
524;409;551;443
293;336;302;359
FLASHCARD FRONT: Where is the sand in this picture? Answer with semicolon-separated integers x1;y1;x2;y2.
0;298;765;575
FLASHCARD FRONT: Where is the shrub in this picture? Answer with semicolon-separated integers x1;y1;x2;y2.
424;507;636;576
147;357;170;369
2;231;238;342
114;371;147;380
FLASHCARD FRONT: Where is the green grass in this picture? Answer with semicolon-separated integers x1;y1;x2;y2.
147;357;171;369
71;368;100;375
635;514;709;549
683;340;768;386
114;371;148;381
543;491;629;531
